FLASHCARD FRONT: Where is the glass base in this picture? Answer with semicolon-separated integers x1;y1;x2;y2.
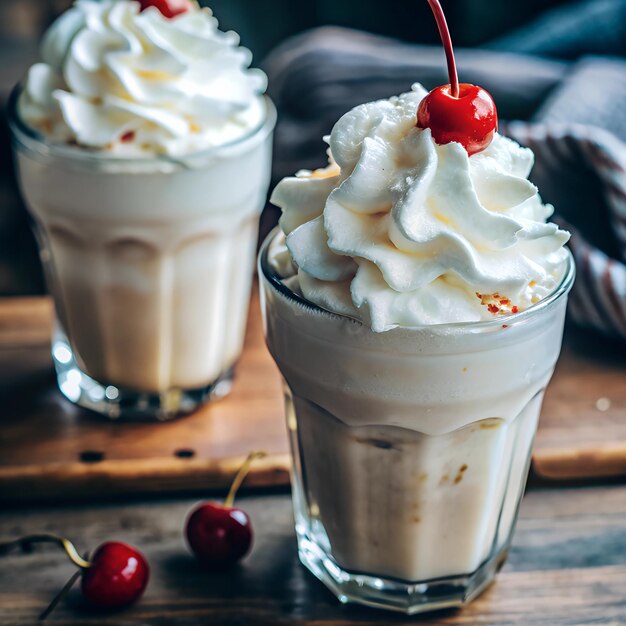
52;333;234;422
297;530;508;615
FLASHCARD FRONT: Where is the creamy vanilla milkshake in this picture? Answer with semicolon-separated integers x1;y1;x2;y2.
10;0;275;419
260;84;574;613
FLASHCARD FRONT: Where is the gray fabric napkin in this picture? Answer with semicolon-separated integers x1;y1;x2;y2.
264;27;567;181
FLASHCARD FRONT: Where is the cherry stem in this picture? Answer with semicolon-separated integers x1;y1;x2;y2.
0;534;91;569
39;569;82;621
425;0;459;98
224;451;267;509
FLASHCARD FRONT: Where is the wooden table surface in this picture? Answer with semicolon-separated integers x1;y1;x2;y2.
1;483;626;625
1;291;626;504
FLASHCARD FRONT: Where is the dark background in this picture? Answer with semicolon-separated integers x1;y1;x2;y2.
0;0;576;63
199;0;572;58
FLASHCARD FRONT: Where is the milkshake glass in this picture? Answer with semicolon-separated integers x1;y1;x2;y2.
261;84;574;613
10;93;275;419
260;232;574;613
10;0;275;419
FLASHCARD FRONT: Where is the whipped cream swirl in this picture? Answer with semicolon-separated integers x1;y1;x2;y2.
19;0;267;156
271;84;570;331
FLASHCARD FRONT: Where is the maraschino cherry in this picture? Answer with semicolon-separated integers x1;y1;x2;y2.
185;451;266;567
138;0;191;18
0;535;149;619
417;0;497;156
81;542;150;610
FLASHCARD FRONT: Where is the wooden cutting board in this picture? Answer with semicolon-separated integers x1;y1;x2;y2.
0;290;624;503
0;290;290;503
531;328;626;480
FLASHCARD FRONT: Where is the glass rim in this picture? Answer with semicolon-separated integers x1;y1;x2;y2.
7;84;277;168
259;227;576;332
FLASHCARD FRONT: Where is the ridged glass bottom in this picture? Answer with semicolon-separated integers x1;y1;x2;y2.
52;330;234;421
284;383;542;613
297;529;509;615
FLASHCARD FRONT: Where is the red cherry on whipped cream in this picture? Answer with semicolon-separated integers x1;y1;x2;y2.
417;84;497;155
138;0;190;18
416;0;498;155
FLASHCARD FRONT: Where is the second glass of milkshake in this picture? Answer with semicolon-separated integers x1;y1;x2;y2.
10;0;276;419
260;82;574;613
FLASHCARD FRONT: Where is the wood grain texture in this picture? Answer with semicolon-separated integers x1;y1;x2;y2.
0;297;52;346
1;485;626;625
1;295;625;503
0;290;291;502
534;328;626;480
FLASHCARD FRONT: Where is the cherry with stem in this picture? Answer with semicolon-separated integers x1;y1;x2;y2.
186;451;267;567
417;0;498;155
0;534;149;619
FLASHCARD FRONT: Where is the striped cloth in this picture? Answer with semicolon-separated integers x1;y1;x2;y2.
264;29;626;340
506;57;626;339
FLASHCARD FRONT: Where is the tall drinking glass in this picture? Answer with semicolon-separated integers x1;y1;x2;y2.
259;228;574;614
9;87;276;420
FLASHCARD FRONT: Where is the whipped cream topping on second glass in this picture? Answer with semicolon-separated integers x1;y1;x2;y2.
271;84;570;331
19;0;267;156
